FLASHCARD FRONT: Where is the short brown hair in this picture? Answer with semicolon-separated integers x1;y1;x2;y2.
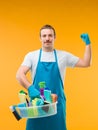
40;24;56;37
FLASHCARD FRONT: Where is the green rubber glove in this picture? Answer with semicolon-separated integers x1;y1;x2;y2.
80;33;91;45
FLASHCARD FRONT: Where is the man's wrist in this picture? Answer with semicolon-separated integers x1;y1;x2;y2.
86;42;90;45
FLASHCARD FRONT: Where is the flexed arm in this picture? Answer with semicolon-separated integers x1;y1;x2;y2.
75;33;92;67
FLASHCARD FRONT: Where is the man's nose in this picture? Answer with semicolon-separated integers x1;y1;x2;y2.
46;36;49;40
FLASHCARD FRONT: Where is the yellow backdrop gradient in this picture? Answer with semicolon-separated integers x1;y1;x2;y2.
0;0;98;130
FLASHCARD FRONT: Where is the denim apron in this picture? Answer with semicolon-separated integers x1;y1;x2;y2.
26;49;67;130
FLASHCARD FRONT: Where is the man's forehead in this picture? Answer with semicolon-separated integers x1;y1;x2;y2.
41;29;54;34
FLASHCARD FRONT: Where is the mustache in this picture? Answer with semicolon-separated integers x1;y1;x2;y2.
44;40;51;43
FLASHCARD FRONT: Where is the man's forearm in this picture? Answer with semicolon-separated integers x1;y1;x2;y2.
75;44;92;67
83;44;92;66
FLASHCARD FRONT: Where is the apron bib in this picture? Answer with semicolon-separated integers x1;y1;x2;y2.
26;49;67;130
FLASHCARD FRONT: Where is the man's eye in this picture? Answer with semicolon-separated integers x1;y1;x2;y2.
49;34;53;37
42;35;46;37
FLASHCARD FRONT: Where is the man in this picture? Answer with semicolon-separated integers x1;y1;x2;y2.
16;24;91;130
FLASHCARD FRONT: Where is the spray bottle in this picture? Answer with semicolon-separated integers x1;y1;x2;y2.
18;90;30;106
38;81;45;100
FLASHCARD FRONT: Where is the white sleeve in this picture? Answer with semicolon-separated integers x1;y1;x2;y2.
57;50;79;68
21;52;32;68
66;52;79;67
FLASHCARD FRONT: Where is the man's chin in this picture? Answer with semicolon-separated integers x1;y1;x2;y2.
45;45;53;48
43;46;54;51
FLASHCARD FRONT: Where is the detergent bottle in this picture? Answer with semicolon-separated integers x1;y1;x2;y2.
18;90;27;103
18;90;30;106
44;87;52;103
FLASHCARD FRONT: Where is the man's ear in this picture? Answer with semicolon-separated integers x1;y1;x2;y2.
54;34;56;39
54;36;56;40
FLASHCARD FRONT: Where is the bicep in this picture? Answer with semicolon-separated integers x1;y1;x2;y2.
75;58;88;67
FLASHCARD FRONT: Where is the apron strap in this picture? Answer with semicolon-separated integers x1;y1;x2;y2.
38;49;42;62
54;49;57;62
54;49;64;89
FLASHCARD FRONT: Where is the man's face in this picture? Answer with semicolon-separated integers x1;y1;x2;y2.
40;29;55;51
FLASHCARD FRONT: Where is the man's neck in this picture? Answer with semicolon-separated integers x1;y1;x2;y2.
42;47;54;52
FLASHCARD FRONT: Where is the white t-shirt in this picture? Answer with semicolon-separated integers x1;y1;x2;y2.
21;49;79;84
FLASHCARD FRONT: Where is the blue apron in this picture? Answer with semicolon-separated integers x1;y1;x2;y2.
26;49;67;130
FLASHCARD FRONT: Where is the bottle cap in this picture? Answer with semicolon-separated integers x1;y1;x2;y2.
19;90;27;95
38;81;45;88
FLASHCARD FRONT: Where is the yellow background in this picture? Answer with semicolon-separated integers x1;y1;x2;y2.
0;0;98;130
